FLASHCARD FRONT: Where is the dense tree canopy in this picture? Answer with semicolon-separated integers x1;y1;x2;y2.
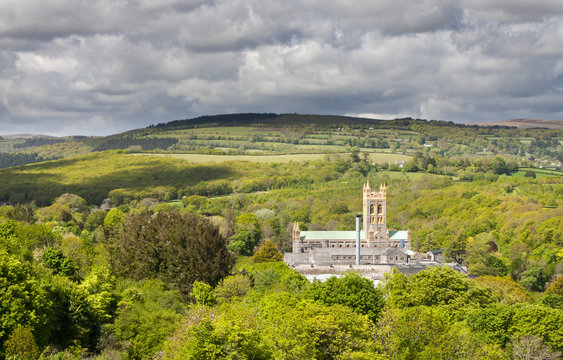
108;210;234;297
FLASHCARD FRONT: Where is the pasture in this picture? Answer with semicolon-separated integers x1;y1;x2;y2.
132;152;412;163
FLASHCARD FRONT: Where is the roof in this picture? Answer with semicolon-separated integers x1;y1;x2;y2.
300;229;409;241
389;230;409;240
300;231;366;240
383;247;407;255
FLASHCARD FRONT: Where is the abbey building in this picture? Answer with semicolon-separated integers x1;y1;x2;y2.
284;181;411;265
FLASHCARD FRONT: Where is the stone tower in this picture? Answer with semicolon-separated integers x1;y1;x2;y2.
363;181;387;244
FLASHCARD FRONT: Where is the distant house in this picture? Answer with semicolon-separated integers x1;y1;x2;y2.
427;249;446;263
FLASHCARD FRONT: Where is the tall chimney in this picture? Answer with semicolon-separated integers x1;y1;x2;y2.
356;215;361;265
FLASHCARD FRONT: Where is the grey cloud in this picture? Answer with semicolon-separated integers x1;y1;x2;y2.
461;0;563;23
0;0;562;135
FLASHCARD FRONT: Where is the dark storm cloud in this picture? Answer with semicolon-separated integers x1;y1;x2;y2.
0;0;562;135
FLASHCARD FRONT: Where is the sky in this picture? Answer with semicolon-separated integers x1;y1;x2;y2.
1;0;563;136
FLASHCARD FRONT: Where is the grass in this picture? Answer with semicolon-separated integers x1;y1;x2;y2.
0;152;237;205
511;167;563;178
132;152;412;164
0;139;25;152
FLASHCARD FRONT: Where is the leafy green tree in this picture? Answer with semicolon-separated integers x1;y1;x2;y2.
466;304;515;346
0;251;49;347
103;208;124;237
252;240;283;262
43;248;78;277
214;274;252;302
510;304;563;351
227;228;256;255
162;291;379;359
162;303;272;360
240;261;308;293
191;281;216;306
6;203;37;223
468;303;563;351
228;213;263;256
305;272;384;323
54;193;88;212
108;210;234;297
84;210;107;232
105;279;187;359
382;266;495;310
349;146;361;163
3;326;40;360
475;276;530;304
520;265;546;291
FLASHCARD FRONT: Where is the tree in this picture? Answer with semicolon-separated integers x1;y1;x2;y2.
54;193;88;212
3;326;40;360
349;146;361;163
252;240;284;262
0;252;50;347
227;228;257;256
43;248;78;277
228;213;262;256
6;203;37;223
520;265;546;291
214;274;252;301
511;335;561;360
305;272;384;323
382;266;495;309
491;157;509;175
103;208;124;237
107;279;187;358
84;210;107;232
468;303;563;351
191;281;216;306
108;210;234;297
475;276;530;304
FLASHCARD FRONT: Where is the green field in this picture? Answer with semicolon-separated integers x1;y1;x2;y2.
511;167;563;178
133;152;411;163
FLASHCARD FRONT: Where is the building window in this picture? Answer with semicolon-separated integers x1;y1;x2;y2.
378;204;383;214
370;204;375;214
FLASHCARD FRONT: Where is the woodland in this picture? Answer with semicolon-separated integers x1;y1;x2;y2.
0;114;562;359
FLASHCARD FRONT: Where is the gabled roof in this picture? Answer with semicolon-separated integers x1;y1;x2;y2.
389;230;409;240
300;231;366;240
382;247;407;256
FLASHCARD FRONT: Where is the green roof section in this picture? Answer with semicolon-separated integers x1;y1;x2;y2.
389;230;409;240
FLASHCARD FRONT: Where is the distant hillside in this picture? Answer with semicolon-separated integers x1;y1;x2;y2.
150;113;432;130
0;134;59;139
467;118;563;129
